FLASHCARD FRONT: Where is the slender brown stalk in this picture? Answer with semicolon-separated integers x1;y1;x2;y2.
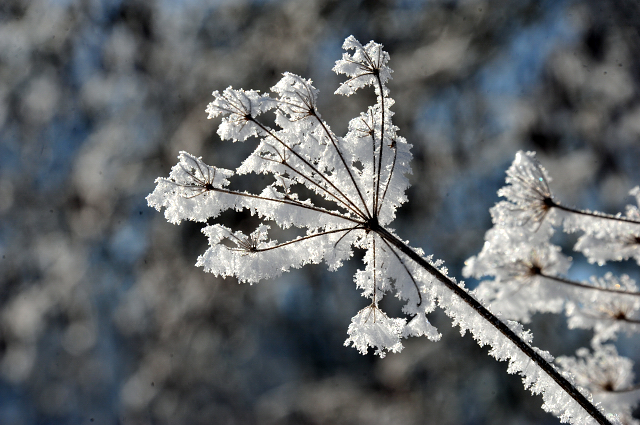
552;201;640;225
610;383;640;393
540;272;640;297
250;226;362;252
203;185;361;225
313;114;372;219
373;73;386;215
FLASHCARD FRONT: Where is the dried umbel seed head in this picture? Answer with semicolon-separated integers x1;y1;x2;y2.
149;37;430;358
498;151;556;228
149;37;621;425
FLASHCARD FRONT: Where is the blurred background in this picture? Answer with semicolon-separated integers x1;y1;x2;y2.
1;0;640;423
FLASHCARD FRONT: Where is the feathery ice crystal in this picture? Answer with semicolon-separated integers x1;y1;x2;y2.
149;38;620;424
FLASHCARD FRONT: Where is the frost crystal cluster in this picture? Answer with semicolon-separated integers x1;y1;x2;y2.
149;37;622;424
465;151;640;424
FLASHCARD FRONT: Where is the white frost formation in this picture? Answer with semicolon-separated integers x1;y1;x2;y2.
149;38;630;424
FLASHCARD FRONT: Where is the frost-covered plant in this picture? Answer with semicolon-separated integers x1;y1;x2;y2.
465;151;640;424
149;37;617;424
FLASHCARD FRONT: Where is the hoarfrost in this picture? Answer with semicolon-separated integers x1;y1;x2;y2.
149;40;624;424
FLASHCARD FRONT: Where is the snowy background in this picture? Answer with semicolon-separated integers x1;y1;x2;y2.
1;0;640;423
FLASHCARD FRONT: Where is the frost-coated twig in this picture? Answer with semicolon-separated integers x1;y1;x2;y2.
375;224;613;425
553;202;640;226
539;272;640;298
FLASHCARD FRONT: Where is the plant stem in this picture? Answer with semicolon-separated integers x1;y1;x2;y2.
373;225;613;425
540;272;640;297
553;201;640;225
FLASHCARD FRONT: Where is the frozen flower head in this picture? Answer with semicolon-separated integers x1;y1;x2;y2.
557;345;638;424
150;37;620;425
333;36;393;97
147;152;234;224
503;251;553;283
496;151;556;228
206;87;275;141
466;148;640;423
271;72;319;122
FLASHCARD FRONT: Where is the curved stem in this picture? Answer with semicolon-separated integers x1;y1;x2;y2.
251;226;363;252
201;185;361;225
610;382;640;393
372;225;613;425
377;142;397;216
539;272;640;297
552;201;640;226
314;115;372;218
373;74;385;215
379;237;422;306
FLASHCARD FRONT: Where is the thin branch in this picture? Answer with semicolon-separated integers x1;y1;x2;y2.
181;183;362;225
377;139;398;216
249;226;363;253
259;149;366;218
338;50;389;217
334;226;361;248
313;114;372;219
373;73;386;215
251;118;369;220
552;201;640;226
373;236;378;308
539;272;640;297
380;237;423;306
